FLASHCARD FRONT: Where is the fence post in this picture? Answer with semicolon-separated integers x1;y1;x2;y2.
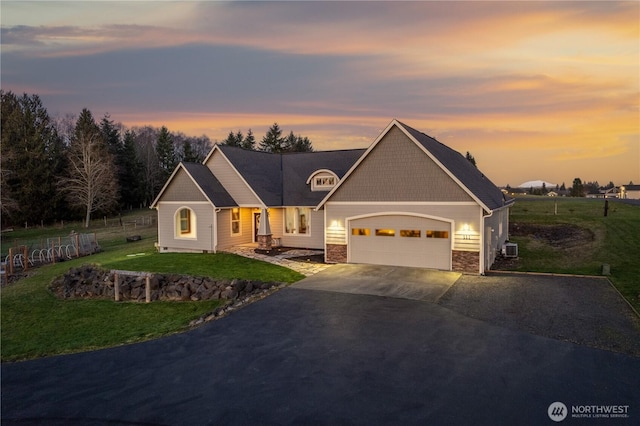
114;272;120;302
145;275;151;303
22;246;28;271
51;240;56;264
74;234;80;258
8;248;14;275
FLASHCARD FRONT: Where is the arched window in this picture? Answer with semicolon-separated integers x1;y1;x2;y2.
306;169;339;191
175;207;196;238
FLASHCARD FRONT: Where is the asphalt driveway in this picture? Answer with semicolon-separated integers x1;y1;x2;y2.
2;266;639;425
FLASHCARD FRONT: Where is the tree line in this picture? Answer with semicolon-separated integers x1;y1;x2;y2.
221;122;313;153
1;92;210;228
1;92;315;228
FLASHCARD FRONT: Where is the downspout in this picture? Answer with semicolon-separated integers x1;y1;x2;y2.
480;208;494;275
213;208;221;253
323;207;327;263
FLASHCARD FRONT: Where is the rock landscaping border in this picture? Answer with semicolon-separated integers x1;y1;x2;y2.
49;265;287;325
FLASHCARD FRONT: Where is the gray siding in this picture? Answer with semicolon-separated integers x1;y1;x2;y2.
330;126;473;203
160;169;207;202
205;150;262;206
269;209;284;240
216;208;253;250
279;208;324;249
484;206;511;269
156;202;214;252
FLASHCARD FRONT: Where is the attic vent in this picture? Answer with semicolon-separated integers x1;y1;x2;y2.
502;243;518;258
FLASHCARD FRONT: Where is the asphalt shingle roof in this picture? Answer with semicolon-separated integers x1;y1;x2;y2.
217;146;283;206
282;149;366;206
218;145;365;207
398;121;511;210
181;162;237;207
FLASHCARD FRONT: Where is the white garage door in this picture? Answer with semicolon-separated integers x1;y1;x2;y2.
349;215;451;270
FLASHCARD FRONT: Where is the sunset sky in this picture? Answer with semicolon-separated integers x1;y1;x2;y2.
1;1;638;187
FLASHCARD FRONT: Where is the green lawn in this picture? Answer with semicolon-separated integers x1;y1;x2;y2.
1;218;304;362
504;197;640;312
3;201;638;361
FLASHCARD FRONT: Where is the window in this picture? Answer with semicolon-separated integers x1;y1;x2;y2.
179;209;191;234
400;230;421;238
176;207;196;238
315;176;335;187
309;171;338;191
285;207;309;235
231;208;241;235
351;228;370;236
375;229;395;237
426;230;449;239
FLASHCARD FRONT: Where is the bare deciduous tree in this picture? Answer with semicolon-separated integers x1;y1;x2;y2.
59;109;118;227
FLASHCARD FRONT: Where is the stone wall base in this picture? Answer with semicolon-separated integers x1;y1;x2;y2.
452;250;480;274
326;244;347;263
257;234;272;251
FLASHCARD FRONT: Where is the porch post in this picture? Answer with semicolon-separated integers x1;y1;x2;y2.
256;208;273;251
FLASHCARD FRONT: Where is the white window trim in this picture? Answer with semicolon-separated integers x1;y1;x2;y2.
175;207;197;239
230;207;242;236
307;169;339;192
283;207;311;236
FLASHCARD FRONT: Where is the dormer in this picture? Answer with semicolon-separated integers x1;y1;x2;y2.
307;169;339;191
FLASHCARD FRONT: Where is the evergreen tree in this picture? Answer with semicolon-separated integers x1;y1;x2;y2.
181;139;199;162
0;91;68;226
120;130;144;209
100;113;129;208
283;131;314;152
100;113;122;157
570;178;584;197
465;151;477;167
242;129;256;150
222;130;243;147
259;123;285;153
60;108;118;227
156;126;176;184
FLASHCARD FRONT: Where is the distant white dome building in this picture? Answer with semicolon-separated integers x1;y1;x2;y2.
519;180;556;188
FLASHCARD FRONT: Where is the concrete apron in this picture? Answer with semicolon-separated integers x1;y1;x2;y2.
293;263;461;302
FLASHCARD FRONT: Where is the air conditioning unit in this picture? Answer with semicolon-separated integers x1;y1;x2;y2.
502;243;518;258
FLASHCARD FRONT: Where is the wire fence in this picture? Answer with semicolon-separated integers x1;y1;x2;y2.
1;233;99;283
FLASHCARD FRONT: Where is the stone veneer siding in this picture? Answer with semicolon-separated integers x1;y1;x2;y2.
326;244;347;263
256;234;272;251
452;250;480;274
328;245;479;273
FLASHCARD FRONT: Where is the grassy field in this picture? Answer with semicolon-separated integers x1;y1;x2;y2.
504;197;640;312
1;210;304;362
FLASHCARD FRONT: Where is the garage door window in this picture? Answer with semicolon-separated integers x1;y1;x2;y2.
426;230;449;238
352;228;370;236
375;229;395;237
400;230;421;238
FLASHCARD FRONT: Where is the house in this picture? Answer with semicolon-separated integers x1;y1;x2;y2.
586;187;619;199
151;119;514;274
619;185;640;200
